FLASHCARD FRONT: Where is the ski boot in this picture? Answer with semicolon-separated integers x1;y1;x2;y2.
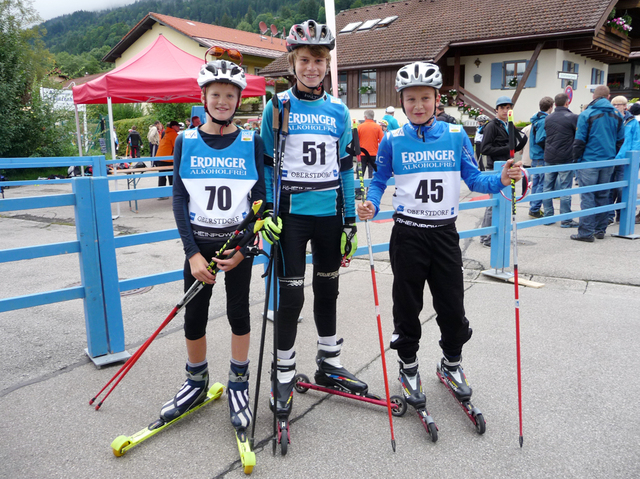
398;359;437;442
314;339;369;396
436;357;485;434
270;354;296;455
160;362;209;422
228;362;256;474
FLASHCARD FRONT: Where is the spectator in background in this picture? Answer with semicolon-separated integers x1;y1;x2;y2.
357;110;383;178
632;103;640;224
190;116;202;129
184;118;191;129
155;120;181;191
436;104;457;124
382;106;400;131
538;92;579;228
474;115;490;171
527;96;554;218
571;85;624;242
479;96;528;247
608;95;640;224
379;119;388;133
126;125;143;159
148;121;162;157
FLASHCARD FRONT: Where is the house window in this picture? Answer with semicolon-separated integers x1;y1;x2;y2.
562;61;579;89
503;61;527;89
606;71;623;90
254;67;262;76
491;61;537;89
359;69;376;107
338;72;347;103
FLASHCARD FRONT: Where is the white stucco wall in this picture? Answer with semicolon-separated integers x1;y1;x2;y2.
461;49;610;123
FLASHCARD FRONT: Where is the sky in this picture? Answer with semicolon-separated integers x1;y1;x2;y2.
32;0;136;22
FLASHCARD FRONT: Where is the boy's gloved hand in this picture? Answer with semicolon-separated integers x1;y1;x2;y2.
340;223;358;260
261;210;282;245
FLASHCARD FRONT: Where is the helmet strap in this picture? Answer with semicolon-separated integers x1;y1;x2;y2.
293;68;324;100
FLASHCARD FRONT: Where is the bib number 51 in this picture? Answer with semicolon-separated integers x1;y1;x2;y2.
302;141;326;166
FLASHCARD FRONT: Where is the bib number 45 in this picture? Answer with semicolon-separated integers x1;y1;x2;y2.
415;179;443;203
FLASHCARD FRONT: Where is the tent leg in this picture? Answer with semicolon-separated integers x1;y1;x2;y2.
108;97;120;220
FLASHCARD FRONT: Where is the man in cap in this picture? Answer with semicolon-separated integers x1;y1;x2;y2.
382;106;400;131
478;96;528;246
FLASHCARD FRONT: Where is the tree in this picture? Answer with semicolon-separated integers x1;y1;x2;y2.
0;0;75;158
235;20;254;33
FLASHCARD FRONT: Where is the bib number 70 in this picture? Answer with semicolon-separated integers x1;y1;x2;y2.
415;179;443;203
205;185;232;211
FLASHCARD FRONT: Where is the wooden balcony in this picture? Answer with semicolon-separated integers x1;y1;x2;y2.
568;25;631;64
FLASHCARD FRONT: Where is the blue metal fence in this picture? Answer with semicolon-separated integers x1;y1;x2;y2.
1;152;637;366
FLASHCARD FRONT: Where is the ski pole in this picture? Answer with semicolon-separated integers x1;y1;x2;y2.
508;110;524;447
354;133;396;452
90;201;263;410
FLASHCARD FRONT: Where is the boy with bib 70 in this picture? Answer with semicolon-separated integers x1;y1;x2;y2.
357;62;522;413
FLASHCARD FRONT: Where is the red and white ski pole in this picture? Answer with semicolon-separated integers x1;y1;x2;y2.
90;200;263;410
508;110;524;447
354;135;396;452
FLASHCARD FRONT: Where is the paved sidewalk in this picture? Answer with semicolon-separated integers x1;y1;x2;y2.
1;179;639;479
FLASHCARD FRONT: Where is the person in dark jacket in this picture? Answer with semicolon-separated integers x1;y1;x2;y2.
436;104;458;124
537;93;579;227
528;96;553;218
126;125;143;158
570;85;624;242
478;96;527;246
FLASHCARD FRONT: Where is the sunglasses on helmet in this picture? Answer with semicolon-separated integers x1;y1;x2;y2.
205;46;243;66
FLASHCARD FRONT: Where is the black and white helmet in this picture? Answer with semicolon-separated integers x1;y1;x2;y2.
395;62;443;92
286;20;335;52
197;60;247;92
477;114;490;124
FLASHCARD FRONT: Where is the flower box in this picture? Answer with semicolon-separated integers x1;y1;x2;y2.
605;25;628;39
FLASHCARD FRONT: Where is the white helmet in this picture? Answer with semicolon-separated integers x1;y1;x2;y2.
198;60;247;92
395;62;443;92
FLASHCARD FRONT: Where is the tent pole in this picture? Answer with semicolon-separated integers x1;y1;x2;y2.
108;97;120;219
74;104;85;176
325;0;339;96
83;108;89;153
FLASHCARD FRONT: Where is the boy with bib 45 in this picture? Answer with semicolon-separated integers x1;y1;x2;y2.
357;62;522;413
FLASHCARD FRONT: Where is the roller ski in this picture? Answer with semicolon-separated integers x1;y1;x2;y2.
270;355;295;455
110;382;224;456
398;359;438;442
436;358;486;434
295;340;407;419
228;362;256;474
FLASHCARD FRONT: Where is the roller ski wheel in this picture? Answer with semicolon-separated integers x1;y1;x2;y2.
110;382;224;457
417;408;438;442
390;395;407;417
294;373;310;394
235;429;256;474
436;365;486;435
276;419;290;456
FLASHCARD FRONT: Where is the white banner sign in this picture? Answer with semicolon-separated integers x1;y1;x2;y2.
558;72;579;80
40;88;86;112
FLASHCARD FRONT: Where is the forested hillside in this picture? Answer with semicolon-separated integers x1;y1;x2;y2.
41;0;383;55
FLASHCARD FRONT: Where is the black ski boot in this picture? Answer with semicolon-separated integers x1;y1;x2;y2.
398;359;426;409
314;339;368;395
270;354;296;419
437;357;472;402
160;363;209;422
228;362;252;430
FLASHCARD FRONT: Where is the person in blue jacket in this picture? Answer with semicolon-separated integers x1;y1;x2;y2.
608;96;640;224
528;96;554;218
382;106;401;131
571;85;624;242
357;61;523;410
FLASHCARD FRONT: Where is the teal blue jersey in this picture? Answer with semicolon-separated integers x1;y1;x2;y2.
261;89;355;220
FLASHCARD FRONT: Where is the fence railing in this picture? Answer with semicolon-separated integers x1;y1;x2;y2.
1;152;637;366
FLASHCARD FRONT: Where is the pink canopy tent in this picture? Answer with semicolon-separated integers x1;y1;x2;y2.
71;34;266;172
73;34;266;104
